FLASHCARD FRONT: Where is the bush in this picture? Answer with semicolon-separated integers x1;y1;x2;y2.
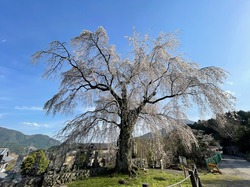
21;149;49;176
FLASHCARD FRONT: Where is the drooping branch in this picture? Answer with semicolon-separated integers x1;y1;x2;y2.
58;104;120;143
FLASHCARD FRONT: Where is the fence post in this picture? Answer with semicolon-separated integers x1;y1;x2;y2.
194;167;202;187
188;170;197;187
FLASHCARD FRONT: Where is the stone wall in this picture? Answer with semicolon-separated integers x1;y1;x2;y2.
2;144;109;187
1;168;107;187
42;168;107;187
42;170;89;186
1;176;43;187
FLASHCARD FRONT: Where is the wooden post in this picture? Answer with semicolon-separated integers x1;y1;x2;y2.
142;183;149;187
194;167;202;187
198;177;202;187
179;156;187;178
183;165;186;178
188;170;197;187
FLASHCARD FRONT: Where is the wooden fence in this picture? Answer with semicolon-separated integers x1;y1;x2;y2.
142;165;202;187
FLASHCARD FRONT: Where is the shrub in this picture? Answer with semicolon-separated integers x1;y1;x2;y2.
21;149;49;176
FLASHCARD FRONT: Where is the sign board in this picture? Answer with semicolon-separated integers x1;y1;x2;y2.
179;156;187;166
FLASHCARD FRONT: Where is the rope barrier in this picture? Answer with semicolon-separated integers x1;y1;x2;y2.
165;174;191;187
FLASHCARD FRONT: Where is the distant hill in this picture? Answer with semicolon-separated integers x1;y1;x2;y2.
0;126;60;154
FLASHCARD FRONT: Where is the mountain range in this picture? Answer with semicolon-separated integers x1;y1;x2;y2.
0;126;60;154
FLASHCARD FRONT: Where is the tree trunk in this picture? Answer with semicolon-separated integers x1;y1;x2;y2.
116;124;133;174
115;109;138;175
115;83;140;175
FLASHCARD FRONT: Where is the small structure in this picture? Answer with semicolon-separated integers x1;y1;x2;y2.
85;144;96;167
205;153;222;174
55;143;111;171
0;148;14;174
26;145;37;154
0;148;9;158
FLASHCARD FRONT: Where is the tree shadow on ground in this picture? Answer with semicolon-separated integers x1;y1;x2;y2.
153;176;166;181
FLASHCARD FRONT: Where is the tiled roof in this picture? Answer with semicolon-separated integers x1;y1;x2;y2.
2;156;14;162
0;148;8;155
0;172;7;179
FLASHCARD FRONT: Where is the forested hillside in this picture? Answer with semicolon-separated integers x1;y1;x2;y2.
0;126;60;154
190;110;250;154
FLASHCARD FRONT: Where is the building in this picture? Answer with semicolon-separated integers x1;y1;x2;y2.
0;148;13;172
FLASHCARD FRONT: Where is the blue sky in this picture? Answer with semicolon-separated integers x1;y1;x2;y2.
0;0;250;137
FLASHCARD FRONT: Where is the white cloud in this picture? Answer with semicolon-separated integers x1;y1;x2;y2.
227;81;234;85
226;90;236;96
76;106;95;113
22;122;40;127
22;121;49;128
1;39;6;43
15;106;43;111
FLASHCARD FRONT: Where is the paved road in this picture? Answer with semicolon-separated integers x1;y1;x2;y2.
220;154;250;179
202;155;250;187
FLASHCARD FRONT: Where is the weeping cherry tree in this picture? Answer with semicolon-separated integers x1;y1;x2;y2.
32;27;235;175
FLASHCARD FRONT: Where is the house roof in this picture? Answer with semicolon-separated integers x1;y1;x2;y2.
0;172;8;179
2;156;14;162
0;148;8;155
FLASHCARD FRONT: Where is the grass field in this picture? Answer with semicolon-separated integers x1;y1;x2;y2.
67;169;191;187
66;169;249;187
200;172;250;187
